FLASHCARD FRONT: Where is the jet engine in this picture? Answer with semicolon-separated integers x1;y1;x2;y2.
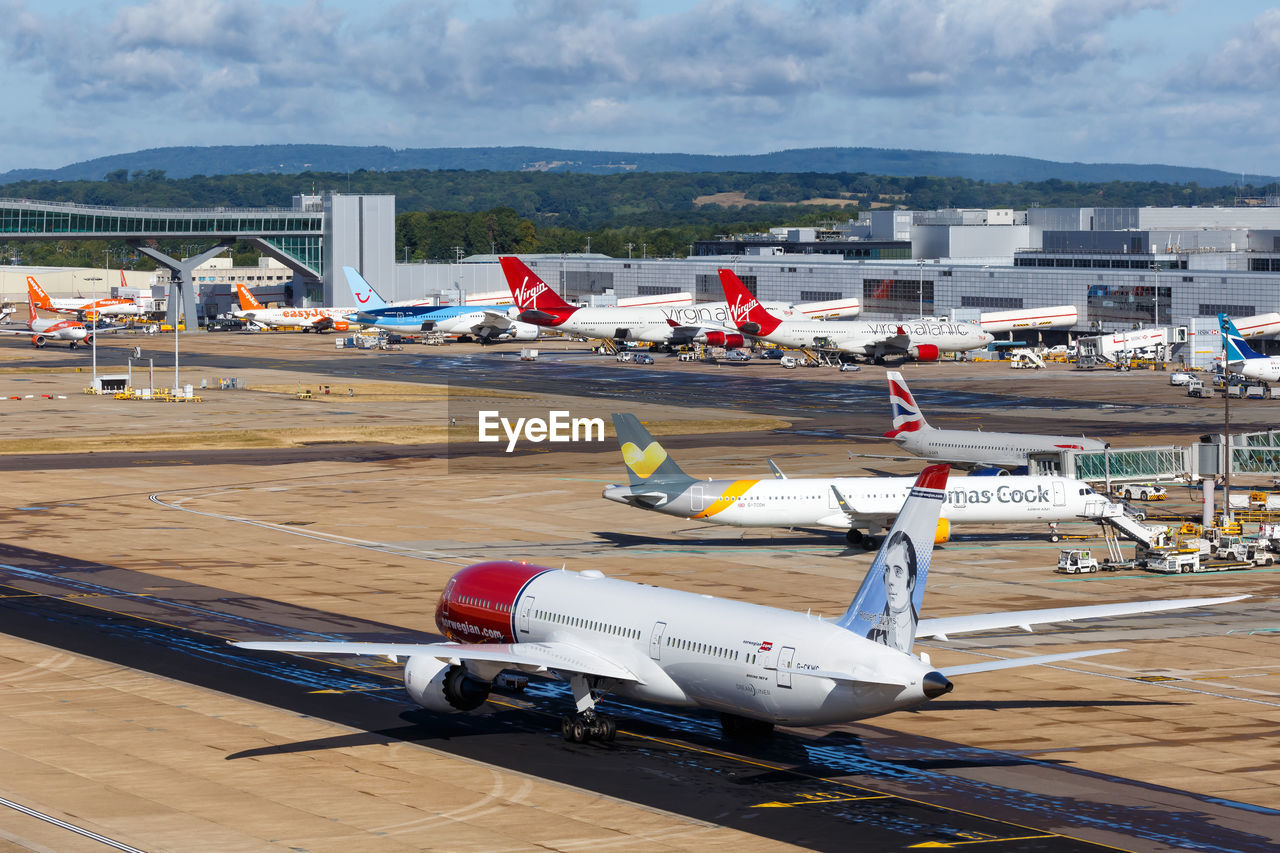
908;344;940;361
403;656;491;713
331;320;350;332
503;321;539;341
30;334;46;348
934;518;950;544
699;331;745;349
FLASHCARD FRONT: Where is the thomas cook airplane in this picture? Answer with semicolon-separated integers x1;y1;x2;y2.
601;413;1112;547
233;465;1244;742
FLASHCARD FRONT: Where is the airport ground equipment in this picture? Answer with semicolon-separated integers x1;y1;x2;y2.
1117;484;1167;501
1009;348;1047;369
1056;549;1100;573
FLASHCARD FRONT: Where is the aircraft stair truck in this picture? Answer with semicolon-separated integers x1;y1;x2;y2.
1009;348;1047;369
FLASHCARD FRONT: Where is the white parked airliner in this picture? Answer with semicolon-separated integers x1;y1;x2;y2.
1221;314;1280;382
499;256;858;348
234;465;1244;742
602;414;1109;546
717;269;993;361
882;371;1108;469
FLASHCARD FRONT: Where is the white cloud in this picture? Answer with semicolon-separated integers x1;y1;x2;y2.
0;0;1276;175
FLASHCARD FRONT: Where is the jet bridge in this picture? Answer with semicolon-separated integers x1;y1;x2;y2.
1029;446;1190;485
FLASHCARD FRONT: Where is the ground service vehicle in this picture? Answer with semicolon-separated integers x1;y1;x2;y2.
1118;484;1167;501
1057;549;1100;573
1169;371;1195;386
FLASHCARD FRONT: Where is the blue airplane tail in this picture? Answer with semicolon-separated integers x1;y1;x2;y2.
1219;313;1263;362
345;267;388;311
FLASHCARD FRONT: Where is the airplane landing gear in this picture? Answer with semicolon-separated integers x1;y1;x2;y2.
862;535;881;550
562;673;617;743
845;529;863;546
561;710;616;743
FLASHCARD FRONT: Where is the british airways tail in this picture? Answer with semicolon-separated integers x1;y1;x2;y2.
345;267;388;311
883;371;931;438
717;269;782;336
499;257;574;313
836;464;949;654
1219;313;1264;362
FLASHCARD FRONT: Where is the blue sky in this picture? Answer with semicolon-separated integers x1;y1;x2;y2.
3;0;1280;177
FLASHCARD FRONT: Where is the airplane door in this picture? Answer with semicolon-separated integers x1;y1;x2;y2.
1052;481;1067;508
691;486;706;513
518;595;534;635
776;646;795;688
649;621;667;661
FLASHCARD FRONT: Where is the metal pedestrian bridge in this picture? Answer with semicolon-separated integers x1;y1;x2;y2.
0;197;325;325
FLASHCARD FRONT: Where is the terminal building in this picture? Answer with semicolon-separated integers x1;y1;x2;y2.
4;194;1279;355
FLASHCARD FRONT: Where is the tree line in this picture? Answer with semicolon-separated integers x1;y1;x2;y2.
0;167;1274;265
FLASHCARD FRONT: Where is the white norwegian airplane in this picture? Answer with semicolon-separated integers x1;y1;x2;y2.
27;273;145;319
1220;314;1280;382
234;464;1244;742
0;278;94;348
603;414;1108;547
498;256;858;348
880;371;1108;470
717;269;993;361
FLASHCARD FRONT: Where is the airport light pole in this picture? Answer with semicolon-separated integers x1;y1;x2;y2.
84;275;102;387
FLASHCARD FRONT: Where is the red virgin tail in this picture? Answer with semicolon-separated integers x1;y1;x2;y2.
717;269;781;336
499;257;573;312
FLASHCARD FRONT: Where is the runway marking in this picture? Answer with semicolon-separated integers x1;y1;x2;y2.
578;727;1099;850
751;793;890;808
149;492;471;566
0;795;146;853
909;835;1059;848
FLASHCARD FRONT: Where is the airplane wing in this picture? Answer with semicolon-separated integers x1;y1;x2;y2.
938;648;1125;677
916;595;1248;641
233;639;641;682
846;450;1006;472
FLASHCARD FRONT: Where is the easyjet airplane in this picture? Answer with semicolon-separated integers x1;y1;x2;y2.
27;273;144;319
231;282;358;333
602;414;1111;546
498;256;859;348
882;371;1108;469
718;268;993;361
234;465;1244;742
0;278;94;348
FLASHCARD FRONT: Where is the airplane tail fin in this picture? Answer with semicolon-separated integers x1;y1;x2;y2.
344;267;388;311
717;269;781;336
499;257;573;312
836;464;950;654
1219;313;1263;362
235;283;265;311
884;371;930;438
26;276;52;319
611;413;697;489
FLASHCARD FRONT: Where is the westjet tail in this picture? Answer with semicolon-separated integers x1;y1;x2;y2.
1219;313;1280;381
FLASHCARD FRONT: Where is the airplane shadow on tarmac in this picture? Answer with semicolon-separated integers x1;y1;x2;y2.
594;530;1060;549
